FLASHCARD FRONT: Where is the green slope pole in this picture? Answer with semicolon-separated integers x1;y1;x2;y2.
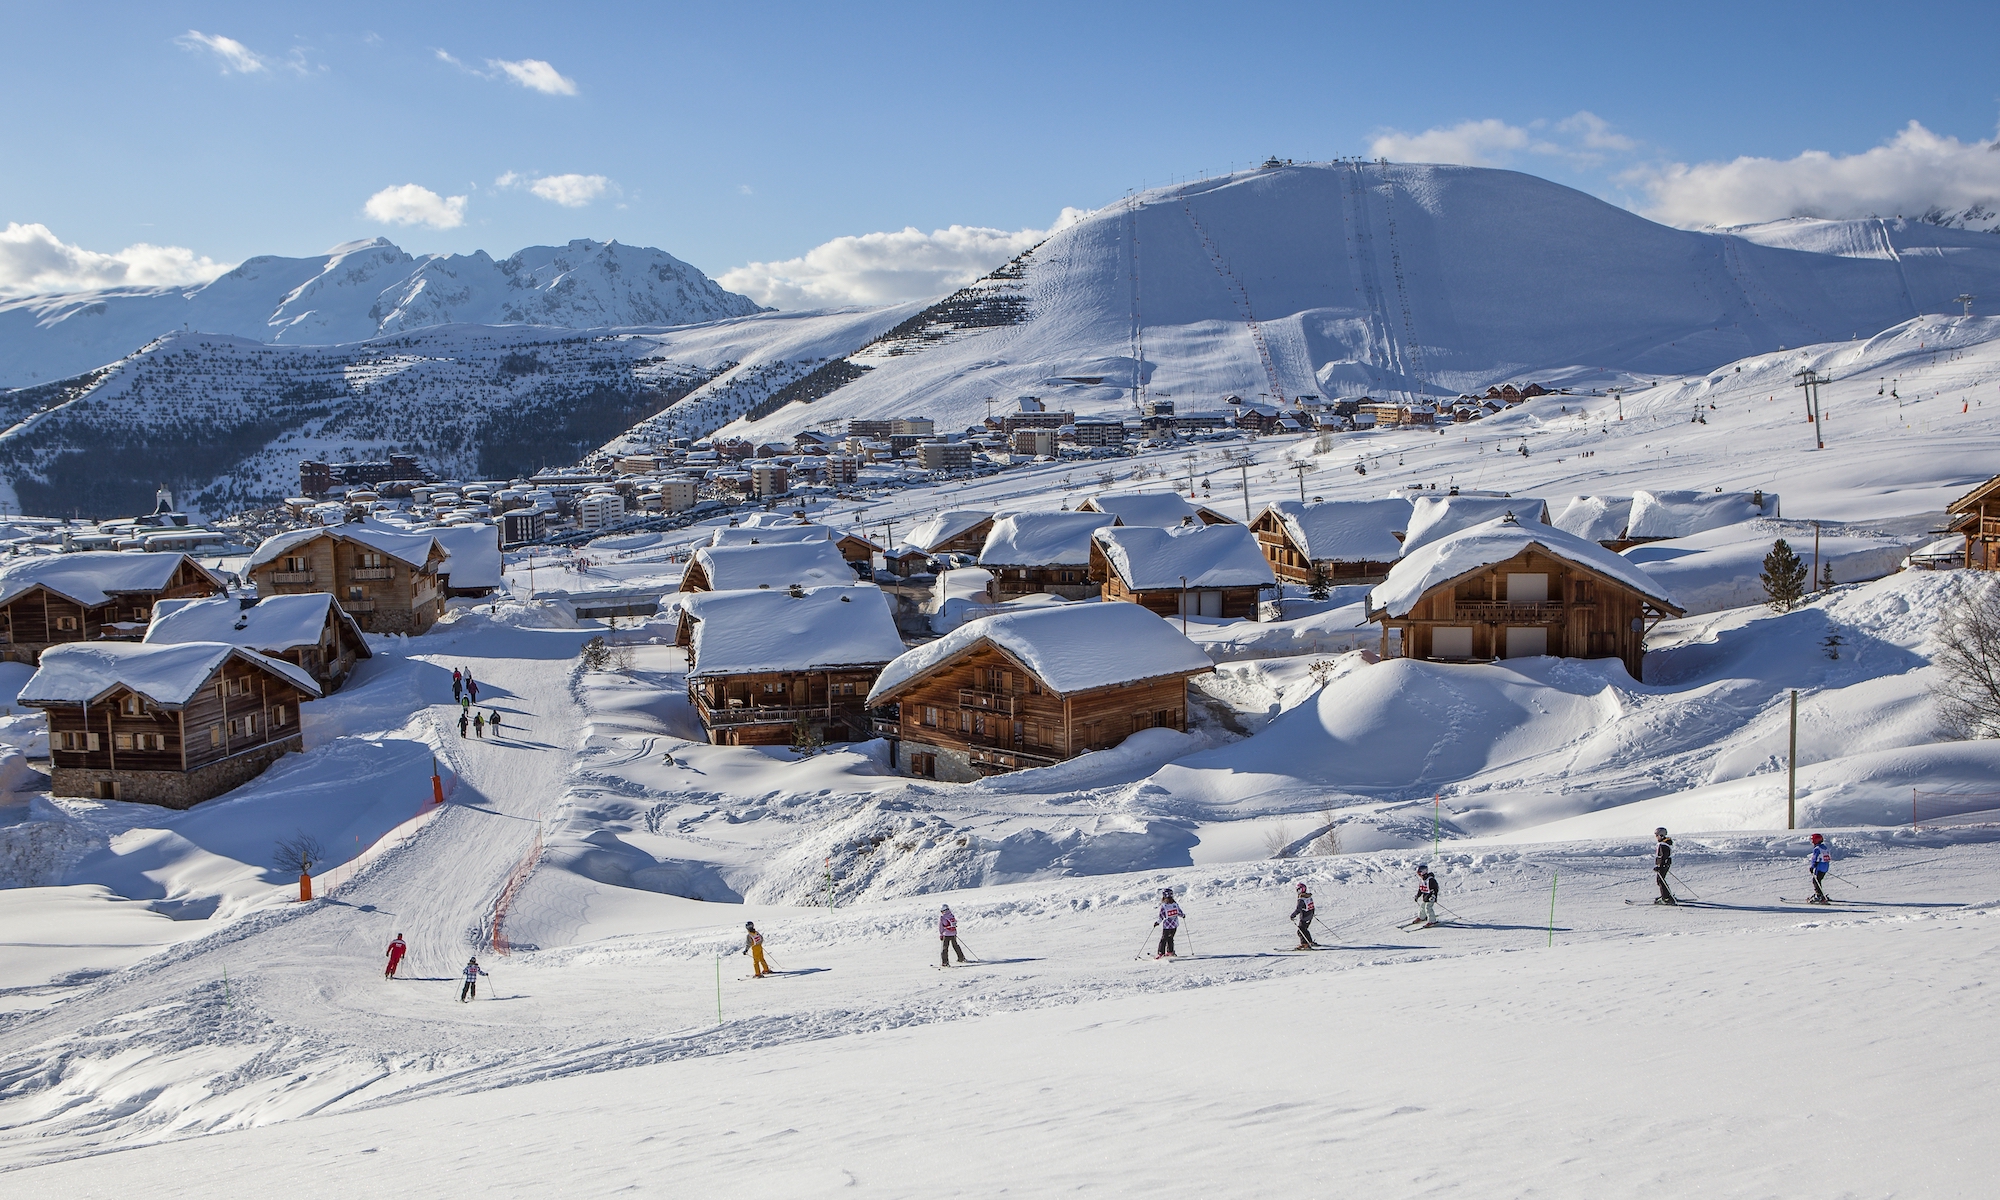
1547;871;1559;948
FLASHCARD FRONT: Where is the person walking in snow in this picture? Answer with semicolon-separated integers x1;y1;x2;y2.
384;934;407;979
1807;833;1832;904
459;694;471;715
1154;889;1185;958
466;675;480;704
743;922;772;977
457;711;469;739
460;956;488;1002
1653;827;1677;905
452;669;463;702
1291;882;1318;948
473;712;486;739
939;904;967;966
1412;865;1440;927
488;709;503;737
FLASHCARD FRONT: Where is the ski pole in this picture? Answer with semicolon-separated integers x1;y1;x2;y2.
1138;926;1157;959
955;938;976;962
1668;870;1701;901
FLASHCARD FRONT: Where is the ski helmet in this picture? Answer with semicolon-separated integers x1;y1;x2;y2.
1416;864;1430;875
1162;888;1174;899
1810;833;1823;843
745;921;755;929
1296;883;1309;893
1655;827;1668;837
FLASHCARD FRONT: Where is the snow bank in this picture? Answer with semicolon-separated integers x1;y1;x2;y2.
1627;489;1780;540
1624;521;1923;614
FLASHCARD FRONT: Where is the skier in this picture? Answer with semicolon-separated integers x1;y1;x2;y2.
1807;833;1832;904
459;956;488;1002
474;712;486;739
488;709;503;737
939;904;967;966
1290;882;1317;948
1412;865;1440;927
1653;827;1676;905
1154;889;1185;958
743;921;772;978
384;933;407;979
457;711;469;739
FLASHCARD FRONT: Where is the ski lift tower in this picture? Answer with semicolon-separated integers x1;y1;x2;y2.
1793;367;1829;451
1957;293;1977;317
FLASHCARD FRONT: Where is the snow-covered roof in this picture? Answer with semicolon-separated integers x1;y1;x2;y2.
20;641;322;707
687;540;854;591
978;511;1117;567
684;585;905;678
1080;491;1198;527
1626;490;1779;540
1400;495;1549;556
1368;515;1683;619
1093;523;1276;590
1552;495;1635;543
869;602;1213;703
905;510;993;553
144;593;368;657
1262;498;1410;562
0;551;217;609
427;523;503;588
709;523;834;548
247;524;442;570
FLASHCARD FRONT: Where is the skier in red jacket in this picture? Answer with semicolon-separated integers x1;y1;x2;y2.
384;934;407;979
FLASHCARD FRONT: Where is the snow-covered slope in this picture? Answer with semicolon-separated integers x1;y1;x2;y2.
0;238;765;389
725;162;2000;442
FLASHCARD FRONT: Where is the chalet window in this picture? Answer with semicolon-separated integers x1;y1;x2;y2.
1012;720;1023;743
762;682;781;694
348;587;365;601
120;695;145;716
1059;571;1075;584
959;711;973;733
1029;679;1042;696
1155;709;1173;729
55;615;78;631
209;724;222;747
360;552;385;568
1506;573;1550;603
114;733;134;751
56;731;93;752
283;556;309;573
272;705;291;727
134;606;150;621
1432;627;1475;658
135;733;165;751
1573;579;1596;605
921;706;939;728
911;752;937;778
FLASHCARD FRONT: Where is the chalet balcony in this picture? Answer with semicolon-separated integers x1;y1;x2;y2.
344;600;377;613
268;571;315;584
349;567;396;581
1446;601;1577;622
957;688;1019;715
699;700;849;728
967;744;1060;770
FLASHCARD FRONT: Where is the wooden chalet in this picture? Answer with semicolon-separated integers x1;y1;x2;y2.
708;519;880;569
681;585;906;746
1077;492;1235;528
903;510;996;558
1249;498;1410;585
977;511;1120;600
1366;513;1685;682
1948;474;2000;569
20;641;321;807
0;552;225;665
866;604;1214;781
1089;522;1275;619
145;593;371;693
246;523;447;636
678;539;856;594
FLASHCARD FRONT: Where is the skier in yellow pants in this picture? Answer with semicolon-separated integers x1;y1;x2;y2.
744;921;772;977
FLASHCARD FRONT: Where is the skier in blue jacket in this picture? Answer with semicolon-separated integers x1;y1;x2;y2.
1807;833;1832;904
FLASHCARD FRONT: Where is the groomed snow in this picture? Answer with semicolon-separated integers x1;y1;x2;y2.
0;551;217;609
144;593;359;655
1261;497;1410;562
977;510;1117;567
687;540;854;591
1369;514;1682;619
1092;522;1276;590
20;641;321;706
1399;494;1550;556
683;586;905;678
869;601;1213;701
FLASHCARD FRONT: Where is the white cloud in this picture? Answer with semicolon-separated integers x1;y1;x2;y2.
490;58;577;96
720;210;1089;309
1557;111;1637;153
0;223;232;298
528;173;609;207
175;30;268;74
362;184;468;229
494;170;522;188
1370;119;1530;167
1634;121;2000;229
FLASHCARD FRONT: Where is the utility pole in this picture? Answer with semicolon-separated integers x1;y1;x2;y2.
1237;460;1255;522
1813;521;1822;592
1291;461;1310;503
1608;385;1625;422
1787;690;1799;830
1179;575;1189;635
1793;368;1828;450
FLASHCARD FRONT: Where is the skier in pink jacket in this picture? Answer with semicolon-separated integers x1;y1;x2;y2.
939;904;967;966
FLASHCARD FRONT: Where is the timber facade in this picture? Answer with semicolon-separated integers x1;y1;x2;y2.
1374;547;1678;682
1947;474;2000;570
0;559;223;665
1247;509;1396;585
872;644;1203;782
986;564;1095;600
1088;544;1264;619
248;532;446;635
687;668;883;747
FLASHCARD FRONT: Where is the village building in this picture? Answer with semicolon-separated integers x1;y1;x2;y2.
708;519;880;569
1077;491;1236;528
677;539;856;594
977;510;1120;600
0;552;226;665
1947;473;2000;569
145;593;371;693
1366;514;1685;682
1400;494;1550;556
1249;498;1411;585
903;510;996;558
866;603;1215;780
1089;522;1275;619
246;524;448;636
680;585;907;747
427;523;504;597
20;641;322;807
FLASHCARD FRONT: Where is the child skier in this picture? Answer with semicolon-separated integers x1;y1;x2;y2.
1154;889;1184;958
743;921;772;977
1291;882;1318;948
1412;865;1440;927
459;956;488;1002
1653;827;1677;905
1808;833;1832;904
939;904;967;966
384;934;407;979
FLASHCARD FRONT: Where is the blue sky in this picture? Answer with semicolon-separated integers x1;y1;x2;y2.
4;1;1999;306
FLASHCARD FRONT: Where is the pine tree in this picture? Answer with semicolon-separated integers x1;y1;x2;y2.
1307;561;1332;601
1762;539;1808;611
1819;561;1836;589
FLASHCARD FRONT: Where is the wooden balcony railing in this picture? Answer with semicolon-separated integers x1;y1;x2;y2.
1447;601;1573;622
957;688;1018;715
349;567;395;581
268;571;314;584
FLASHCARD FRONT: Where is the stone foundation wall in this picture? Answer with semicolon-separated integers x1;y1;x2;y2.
50;736;303;809
894;737;983;783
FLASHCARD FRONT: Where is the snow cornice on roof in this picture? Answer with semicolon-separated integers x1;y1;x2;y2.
867;602;1213;704
19;641;323;709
